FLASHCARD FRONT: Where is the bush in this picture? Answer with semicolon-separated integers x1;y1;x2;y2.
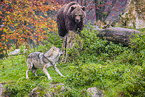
65;25;145;96
67;25;128;63
66;62;144;96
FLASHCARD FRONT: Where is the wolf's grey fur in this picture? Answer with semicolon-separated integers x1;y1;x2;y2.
26;47;64;80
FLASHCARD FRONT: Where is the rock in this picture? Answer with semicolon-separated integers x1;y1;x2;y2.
29;86;39;97
0;84;5;97
0;83;9;97
46;83;66;97
29;83;69;97
0;25;4;27
87;87;104;97
23;49;28;54
95;0;127;27
8;49;27;56
104;0;127;24
121;0;145;29
136;16;145;29
8;49;20;55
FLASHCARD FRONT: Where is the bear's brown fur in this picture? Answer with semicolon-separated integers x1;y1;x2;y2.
57;1;86;37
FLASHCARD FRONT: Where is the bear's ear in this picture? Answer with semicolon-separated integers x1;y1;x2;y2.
70;6;76;12
82;6;85;11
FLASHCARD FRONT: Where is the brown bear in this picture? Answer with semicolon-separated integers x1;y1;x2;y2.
57;1;86;37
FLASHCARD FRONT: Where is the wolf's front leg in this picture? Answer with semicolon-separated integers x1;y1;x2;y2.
43;65;52;80
26;62;31;79
54;65;64;77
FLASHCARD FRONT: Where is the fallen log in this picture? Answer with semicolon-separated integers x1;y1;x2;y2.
95;27;141;46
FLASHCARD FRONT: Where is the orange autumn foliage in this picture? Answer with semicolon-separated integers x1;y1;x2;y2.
0;0;61;52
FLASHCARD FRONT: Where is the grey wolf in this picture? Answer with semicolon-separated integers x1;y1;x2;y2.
26;46;64;80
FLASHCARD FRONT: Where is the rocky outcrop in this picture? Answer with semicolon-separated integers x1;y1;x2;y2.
0;84;5;97
121;0;145;29
87;87;104;97
45;83;66;97
8;49;27;56
29;83;70;97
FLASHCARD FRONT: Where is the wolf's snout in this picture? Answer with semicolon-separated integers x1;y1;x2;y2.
60;51;63;55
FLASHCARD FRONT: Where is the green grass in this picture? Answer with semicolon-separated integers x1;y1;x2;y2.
0;55;66;82
0;26;145;96
0;54;70;96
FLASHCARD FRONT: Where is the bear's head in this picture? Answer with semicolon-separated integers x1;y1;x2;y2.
67;4;86;24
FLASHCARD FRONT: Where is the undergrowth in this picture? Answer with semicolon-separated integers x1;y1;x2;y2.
0;26;145;97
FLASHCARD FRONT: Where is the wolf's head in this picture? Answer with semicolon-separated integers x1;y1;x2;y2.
51;47;63;56
45;46;62;58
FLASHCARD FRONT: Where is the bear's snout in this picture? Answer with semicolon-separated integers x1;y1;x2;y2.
75;16;81;23
75;19;80;23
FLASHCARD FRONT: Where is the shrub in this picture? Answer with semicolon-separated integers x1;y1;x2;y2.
66;62;144;96
67;25;128;63
65;25;145;96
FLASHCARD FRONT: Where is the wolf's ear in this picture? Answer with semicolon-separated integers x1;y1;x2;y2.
53;47;57;50
82;6;85;11
51;46;54;49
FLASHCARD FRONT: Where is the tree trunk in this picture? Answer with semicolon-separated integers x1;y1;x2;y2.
96;27;141;46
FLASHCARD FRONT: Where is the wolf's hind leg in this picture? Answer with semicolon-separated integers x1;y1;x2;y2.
32;69;37;76
32;63;37;76
43;65;52;80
